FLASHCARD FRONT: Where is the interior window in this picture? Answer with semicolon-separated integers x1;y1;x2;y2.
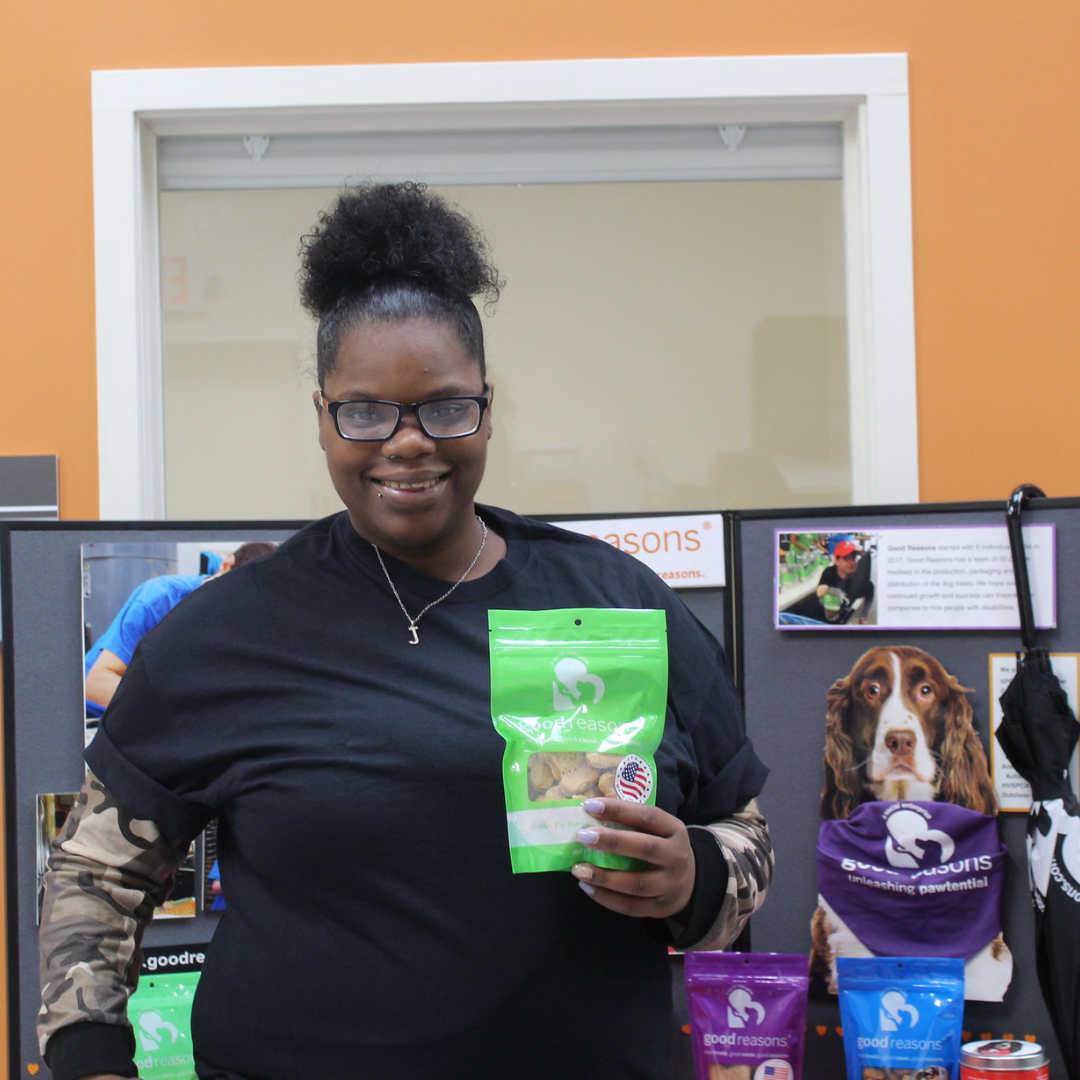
159;179;846;520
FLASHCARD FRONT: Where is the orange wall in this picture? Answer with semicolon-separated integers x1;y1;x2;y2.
1;1;1080;515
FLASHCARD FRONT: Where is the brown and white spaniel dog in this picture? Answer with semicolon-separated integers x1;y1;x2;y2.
821;645;997;820
811;646;1011;1001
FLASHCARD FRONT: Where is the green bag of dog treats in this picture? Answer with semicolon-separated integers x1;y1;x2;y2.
489;607;668;873
129;971;201;1079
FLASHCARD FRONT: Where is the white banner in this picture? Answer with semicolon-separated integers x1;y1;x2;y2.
556;514;726;588
775;524;1056;631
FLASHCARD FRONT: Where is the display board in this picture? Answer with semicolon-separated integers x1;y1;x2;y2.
4;502;1073;1078
1;514;731;1079
1;522;302;1078
736;499;1079;1077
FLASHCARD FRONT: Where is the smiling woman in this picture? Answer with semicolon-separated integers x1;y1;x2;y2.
299;182;504;579
39;182;772;1080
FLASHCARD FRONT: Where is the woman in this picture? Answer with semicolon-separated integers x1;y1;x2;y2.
39;183;771;1080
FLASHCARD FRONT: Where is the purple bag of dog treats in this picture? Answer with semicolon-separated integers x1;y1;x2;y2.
685;952;809;1080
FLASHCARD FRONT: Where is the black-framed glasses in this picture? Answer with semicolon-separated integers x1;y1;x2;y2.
319;392;490;442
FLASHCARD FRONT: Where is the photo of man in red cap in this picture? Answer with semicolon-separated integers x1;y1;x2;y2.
815;537;875;623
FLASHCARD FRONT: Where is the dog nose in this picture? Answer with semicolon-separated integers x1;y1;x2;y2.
885;729;917;757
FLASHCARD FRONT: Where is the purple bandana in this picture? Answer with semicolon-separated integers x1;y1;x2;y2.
817;801;1006;959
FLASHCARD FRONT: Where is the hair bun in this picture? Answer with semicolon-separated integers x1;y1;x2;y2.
299;181;501;317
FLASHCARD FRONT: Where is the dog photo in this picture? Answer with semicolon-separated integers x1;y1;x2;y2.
810;645;1013;1001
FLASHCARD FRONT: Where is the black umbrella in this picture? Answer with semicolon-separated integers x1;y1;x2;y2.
997;483;1080;1080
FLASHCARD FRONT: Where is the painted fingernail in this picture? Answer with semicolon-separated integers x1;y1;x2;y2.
577;880;596;896
582;798;604;814
578;828;600;845
571;862;593;881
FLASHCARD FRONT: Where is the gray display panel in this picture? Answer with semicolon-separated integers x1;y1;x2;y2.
3;517;730;1079
11;501;1074;1078
2;523;302;1078
737;501;1075;1078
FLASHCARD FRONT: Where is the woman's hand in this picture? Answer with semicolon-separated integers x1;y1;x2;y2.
570;798;695;919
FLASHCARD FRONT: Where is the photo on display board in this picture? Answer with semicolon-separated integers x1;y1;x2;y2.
81;539;280;747
36;792;78;924
777;522;1056;633
156;841;198;920
202;819;225;913
36;791;199;921
79;538;280;916
776;530;880;627
810;644;1012;1002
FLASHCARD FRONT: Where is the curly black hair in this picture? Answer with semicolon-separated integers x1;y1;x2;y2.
298;182;502;384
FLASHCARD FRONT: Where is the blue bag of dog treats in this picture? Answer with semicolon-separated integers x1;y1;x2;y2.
837;956;964;1080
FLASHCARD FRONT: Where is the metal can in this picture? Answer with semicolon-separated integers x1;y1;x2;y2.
960;1039;1049;1079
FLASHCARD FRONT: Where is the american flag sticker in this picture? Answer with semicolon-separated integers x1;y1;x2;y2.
755;1062;791;1080
614;755;653;803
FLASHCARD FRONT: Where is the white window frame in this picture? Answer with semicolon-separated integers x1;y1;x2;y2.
92;54;917;519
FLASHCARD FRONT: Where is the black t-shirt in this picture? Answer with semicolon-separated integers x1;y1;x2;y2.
819;563;875;602
87;507;766;1080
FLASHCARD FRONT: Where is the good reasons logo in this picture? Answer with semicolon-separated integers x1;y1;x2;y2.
884;807;955;869
726;987;766;1029
878;990;919;1032
1059;816;1080;891
552;657;605;711
1030;804;1080;905
138;1010;179;1051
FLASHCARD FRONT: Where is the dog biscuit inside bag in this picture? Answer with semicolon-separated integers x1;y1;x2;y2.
489;608;667;873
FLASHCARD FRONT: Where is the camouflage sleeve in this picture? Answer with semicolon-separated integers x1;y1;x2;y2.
38;770;188;1058
685;799;774;951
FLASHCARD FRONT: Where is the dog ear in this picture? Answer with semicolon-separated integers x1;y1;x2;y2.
809;904;835;988
936;675;997;815
821;676;861;819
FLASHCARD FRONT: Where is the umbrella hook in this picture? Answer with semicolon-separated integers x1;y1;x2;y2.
1005;483;1047;653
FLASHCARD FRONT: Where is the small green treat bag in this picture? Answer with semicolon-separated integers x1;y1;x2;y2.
129;971;201;1079
489;607;668;873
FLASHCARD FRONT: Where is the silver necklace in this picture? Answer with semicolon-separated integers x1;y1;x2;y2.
372;516;488;645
